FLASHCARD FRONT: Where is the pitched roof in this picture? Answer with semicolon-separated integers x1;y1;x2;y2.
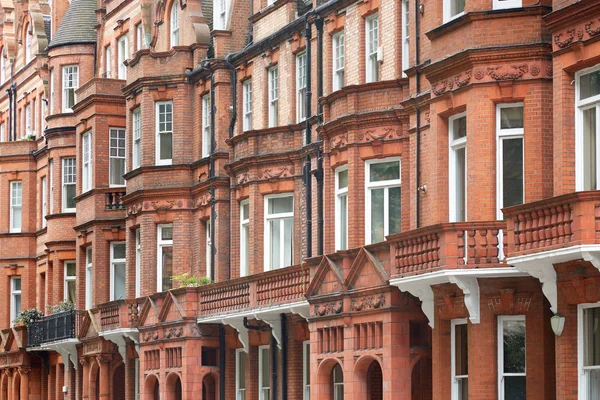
43;15;51;42
47;0;97;50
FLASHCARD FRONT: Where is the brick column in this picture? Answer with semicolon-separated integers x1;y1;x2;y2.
18;368;30;400
81;358;90;400
96;355;112;399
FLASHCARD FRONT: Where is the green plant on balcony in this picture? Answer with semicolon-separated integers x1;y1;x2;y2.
12;308;44;327
171;272;213;287
17;134;36;141
46;301;75;315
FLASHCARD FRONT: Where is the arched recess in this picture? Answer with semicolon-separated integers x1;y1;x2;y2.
165;372;183;400
11;371;20;400
111;362;126;400
89;360;100;400
143;374;160;400
411;356;432;400
0;371;8;400
201;373;217;400
316;358;344;400
353;356;383;400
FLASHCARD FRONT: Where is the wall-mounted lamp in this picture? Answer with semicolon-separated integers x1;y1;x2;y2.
417;184;427;194
419;4;425;15
551;314;565;336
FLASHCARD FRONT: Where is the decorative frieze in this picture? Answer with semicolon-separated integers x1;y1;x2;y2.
350;294;386;312
261;165;295;180
313;301;343;316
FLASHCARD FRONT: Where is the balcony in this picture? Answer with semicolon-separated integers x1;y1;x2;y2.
105;190;126;210
90;300;140;359
28;310;84;347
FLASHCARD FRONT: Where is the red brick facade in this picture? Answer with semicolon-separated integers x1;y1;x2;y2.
0;0;599;399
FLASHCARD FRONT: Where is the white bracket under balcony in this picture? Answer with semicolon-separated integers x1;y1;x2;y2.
390;267;527;328
507;245;600;314
99;328;140;361
30;339;80;371
197;300;310;350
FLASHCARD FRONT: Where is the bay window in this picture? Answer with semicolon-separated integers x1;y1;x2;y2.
240;200;249;277
297;53;307;122
157;224;173;292
82;131;92;192
365;14;379;83
49;69;54;113
136;24;144;51
156;101;173;165
110;128;126;186
451;319;468;400
259;346;270;400
10;277;21;326
62;157;76;212
64;261;76;305
335;166;348;250
333;31;345;91
268;67;278;127
10;181;22;233
25;28;32;64
365;158;401;244
202;94;211;157
576;65;600;191
110;242;126;301
62;65;78;112
25;104;32;136
496;104;524;219
264;194;294;270
449;113;467;222
580;304;600;400
49;160;54;213
236;349;247;400
498;315;526;400
444;0;465;22
133;108;141;169
243;80;252;131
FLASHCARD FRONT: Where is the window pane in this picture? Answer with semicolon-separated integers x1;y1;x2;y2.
370;161;400;182
269;196;293;214
161;226;173;240
454;323;468;375
110;158;126;185
242;203;249;221
67;280;76;304
504;376;526;400
338;169;348;189
457;378;468;400
452;0;465;16
583;108;597;190
370;188;384;243
66;262;76;277
389;187;401;235
283;218;293;267
114;262;126;300
580;70;600;100
161;246;173;291
455;147;466;221
13;207;22;229
503;138;524;208
340;194;347;250
270;220;281;269
500;107;524;129
584;307;600;367
13;278;21;291
503;319;525;373
14;294;21;316
261;348;270;386
66;184;76;209
587;369;600;400
238;352;247;389
160;132;173;160
453;116;467;140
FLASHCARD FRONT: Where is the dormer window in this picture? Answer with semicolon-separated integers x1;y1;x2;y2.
170;2;180;46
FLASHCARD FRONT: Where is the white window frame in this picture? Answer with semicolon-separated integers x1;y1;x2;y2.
85;246;93;309
64;260;76;304
303;341;310;400
170;2;179;46
25;103;32;136
135;229;141;298
155;101;173;166
109;128;126;186
133;108;141;169
497;315;526;400
576;64;600;191
25;28;32;64
243;80;252;131
264;194;294;271
333;363;344;400
118;35;129;80
258;345;270;400
365;14;379;84
10;277;21;327
62;65;78;113
157;224;173;292
0;123;5;142
235;348;247;400
10;181;22;233
105;45;112;78
493;0;522;10
335;166;348;251
110;242;126;301
62;157;76;212
82;131;92;193
206;218;212;280
496;103;524;220
202;94;211;157
268;66;279;128
578;302;600;400
216;0;228;30
451;319;468;400
444;0;465;23
136;24;144;51
449;112;467;222
49;160;54;213
49;69;54;113
42;176;47;228
296;52;307;122
365;157;401;244
240;200;249;277
0;47;5;85
402;0;409;77
332;32;345;91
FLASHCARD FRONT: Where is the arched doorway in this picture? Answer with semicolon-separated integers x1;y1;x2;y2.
112;363;126;400
411;357;432;400
166;373;183;400
144;375;160;400
367;361;383;400
1;372;8;400
202;374;216;400
12;371;20;400
332;364;343;400
89;361;100;400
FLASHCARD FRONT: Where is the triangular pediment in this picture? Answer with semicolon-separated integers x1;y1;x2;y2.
344;248;389;290
158;291;185;323
80;311;95;338
306;256;346;298
138;296;160;327
3;329;14;352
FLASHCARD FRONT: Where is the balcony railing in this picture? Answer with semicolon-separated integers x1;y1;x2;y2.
504;191;600;258
199;264;310;316
105;190;126;210
91;300;139;332
28;310;85;347
390;221;507;277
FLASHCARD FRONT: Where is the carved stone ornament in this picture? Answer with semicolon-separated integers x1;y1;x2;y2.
586;19;600;37
143;330;159;342
432;80;448;96
554;28;584;48
313;301;343;316
261;165;295;180
546;65;553;77
351;294;386;311
530;64;540;76
151;200;175;211
195;194;212;208
358;128;401;142
474;69;485;80
424;111;431;124
164;327;184;339
487;289;532;314
330;134;348;150
455;70;472;88
237;172;249;185
18;367;31;375
487;64;528;80
127;203;143;216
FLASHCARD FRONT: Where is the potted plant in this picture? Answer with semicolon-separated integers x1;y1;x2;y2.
171;272;213;287
12;308;44;327
47;301;75;315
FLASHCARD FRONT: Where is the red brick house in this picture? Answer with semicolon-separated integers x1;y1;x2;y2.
0;0;599;398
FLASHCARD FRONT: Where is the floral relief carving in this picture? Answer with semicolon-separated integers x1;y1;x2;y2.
424;111;430;124
127;203;143;216
530;64;540;76
474;69;485;80
151;200;175;211
164;327;184;339
351;294;386;311
261;165;295;180
546;65;553;77
455;70;472;88
554;28;583;48
586;19;600;37
142;330;159;342
487;64;529;80
195;194;212;208
330;134;348;150
432;80;447;96
237;172;249;185
358;128;401;142
313;301;343;316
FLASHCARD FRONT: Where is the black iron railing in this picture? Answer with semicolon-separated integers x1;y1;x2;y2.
28;310;82;347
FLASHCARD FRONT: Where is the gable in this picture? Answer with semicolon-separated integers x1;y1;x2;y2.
306;256;345;298
138;296;160;327
344;248;389;290
158;291;185;323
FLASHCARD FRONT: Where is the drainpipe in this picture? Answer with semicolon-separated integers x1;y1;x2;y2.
270;332;278;400
281;313;288;399
210;71;216;177
225;55;237;139
304;17;313;259
210;186;216;281
219;325;225;400
12;84;17;141
315;16;324;255
315;17;324;122
415;0;422;228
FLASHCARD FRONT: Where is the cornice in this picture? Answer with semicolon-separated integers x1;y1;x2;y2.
320;79;406;107
544;0;600;31
123;163;193;180
319;108;405;138
72;217;127;232
227;124;302;146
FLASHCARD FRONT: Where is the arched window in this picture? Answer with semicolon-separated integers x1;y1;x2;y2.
25;25;33;64
332;364;343;400
170;2;179;46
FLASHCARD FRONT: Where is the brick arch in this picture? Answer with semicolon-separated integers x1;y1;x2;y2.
143;374;160;400
0;371;8;400
353;355;383;399
410;356;432;400
88;360;100;400
111;362;125;400
165;371;182;400
315;358;344;400
201;372;218;400
11;370;20;400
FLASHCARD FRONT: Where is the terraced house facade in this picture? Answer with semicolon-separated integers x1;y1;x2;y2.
0;0;599;398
